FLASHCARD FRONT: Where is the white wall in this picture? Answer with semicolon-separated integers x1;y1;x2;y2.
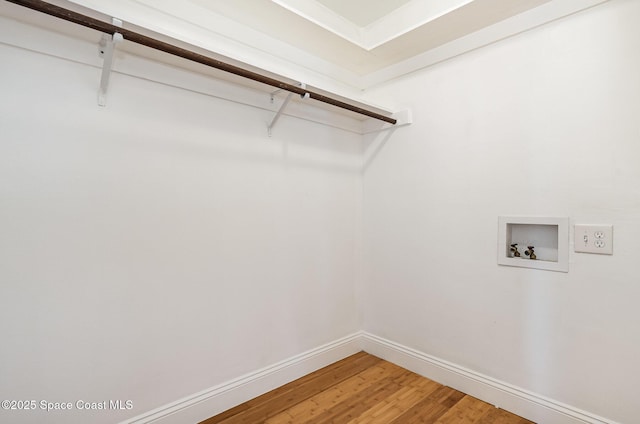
3;1;639;423
0;16;361;424
361;1;640;423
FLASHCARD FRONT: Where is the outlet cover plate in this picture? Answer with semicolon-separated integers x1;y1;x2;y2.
574;225;613;254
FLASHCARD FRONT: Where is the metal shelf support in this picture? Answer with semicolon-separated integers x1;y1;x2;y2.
268;83;310;137
98;18;123;106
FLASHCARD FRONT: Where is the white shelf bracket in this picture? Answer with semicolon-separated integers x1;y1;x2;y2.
98;18;124;107
268;83;309;137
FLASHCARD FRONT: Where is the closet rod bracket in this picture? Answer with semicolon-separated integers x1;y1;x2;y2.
268;82;308;137
98;18;124;106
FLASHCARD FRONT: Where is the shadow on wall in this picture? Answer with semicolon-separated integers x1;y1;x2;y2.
362;127;397;173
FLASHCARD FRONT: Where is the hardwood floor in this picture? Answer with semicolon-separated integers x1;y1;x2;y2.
200;352;534;424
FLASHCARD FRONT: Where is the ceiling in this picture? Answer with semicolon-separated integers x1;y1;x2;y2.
7;0;610;102
182;0;556;75
315;0;414;27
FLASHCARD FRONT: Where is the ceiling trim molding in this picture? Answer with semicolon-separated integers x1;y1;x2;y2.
361;0;611;87
272;0;476;51
270;0;363;47
362;0;475;50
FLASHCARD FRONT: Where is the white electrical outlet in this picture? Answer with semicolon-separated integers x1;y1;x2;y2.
574;225;613;254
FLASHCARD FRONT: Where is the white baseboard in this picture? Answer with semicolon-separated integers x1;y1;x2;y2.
118;332;362;424
360;332;619;424
120;331;619;424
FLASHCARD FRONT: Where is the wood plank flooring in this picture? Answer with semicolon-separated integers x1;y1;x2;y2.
200;352;534;424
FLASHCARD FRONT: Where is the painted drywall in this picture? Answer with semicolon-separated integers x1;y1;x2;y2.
0;17;361;424
361;0;640;422
3;1;640;423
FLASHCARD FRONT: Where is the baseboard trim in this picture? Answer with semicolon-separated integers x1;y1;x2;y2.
119;332;363;424
360;332;619;424
120;331;619;424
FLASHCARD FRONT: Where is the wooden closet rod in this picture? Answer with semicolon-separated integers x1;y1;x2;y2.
6;0;397;125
